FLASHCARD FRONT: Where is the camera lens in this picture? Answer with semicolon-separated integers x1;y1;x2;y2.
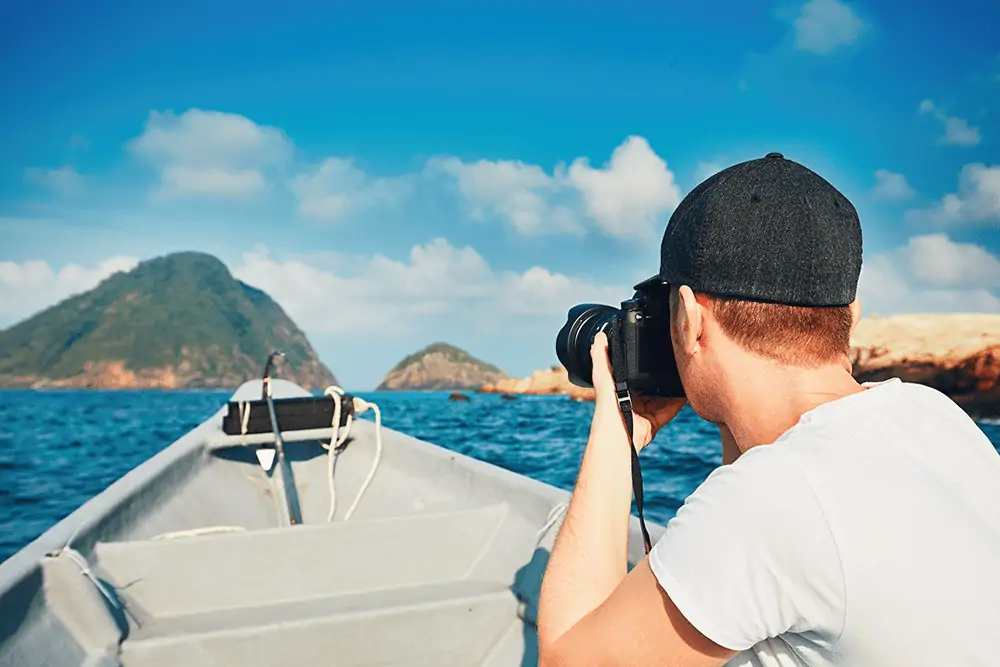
555;304;619;388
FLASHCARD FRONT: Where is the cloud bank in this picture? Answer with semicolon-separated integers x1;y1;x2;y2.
128;109;292;199
0;256;139;328
859;234;1000;315
125;110;683;240
907;163;1000;226
918;99;981;147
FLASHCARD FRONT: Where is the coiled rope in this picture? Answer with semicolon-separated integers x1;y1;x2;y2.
47;524;136;624
322;386;382;522
153;387;382;539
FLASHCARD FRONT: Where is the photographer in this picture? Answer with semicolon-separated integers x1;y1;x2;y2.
537;153;1000;666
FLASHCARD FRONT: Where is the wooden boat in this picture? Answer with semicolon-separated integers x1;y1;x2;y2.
0;367;659;666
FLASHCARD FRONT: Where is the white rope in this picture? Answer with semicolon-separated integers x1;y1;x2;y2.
49;544;123;613
150;526;246;540
237;386;383;525
238;400;251;444
534;502;569;551
320;386;383;522
323;385;353;521
343;397;382;521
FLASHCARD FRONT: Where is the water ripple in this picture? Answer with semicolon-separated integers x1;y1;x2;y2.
1;389;998;564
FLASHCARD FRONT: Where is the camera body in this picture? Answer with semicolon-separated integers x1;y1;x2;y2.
555;281;685;398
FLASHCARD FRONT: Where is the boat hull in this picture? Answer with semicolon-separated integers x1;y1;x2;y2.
0;380;662;666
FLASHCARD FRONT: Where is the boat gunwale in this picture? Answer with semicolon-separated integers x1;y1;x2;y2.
0;380;666;663
0;405;225;590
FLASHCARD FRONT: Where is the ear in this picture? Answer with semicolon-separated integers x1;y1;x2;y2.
676;285;703;357
849;296;862;331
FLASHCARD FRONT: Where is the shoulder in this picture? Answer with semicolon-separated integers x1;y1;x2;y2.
853;379;970;423
648;443;846;651
663;443;824;542
835;379;989;444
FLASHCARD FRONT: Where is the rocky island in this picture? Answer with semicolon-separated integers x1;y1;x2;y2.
377;343;509;391
0;251;337;389
479;366;596;401
851;314;999;420
482;314;1000;420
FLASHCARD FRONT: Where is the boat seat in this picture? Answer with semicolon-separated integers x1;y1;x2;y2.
93;504;518;618
120;579;519;667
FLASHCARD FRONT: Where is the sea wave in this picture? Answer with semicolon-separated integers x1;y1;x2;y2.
0;389;997;564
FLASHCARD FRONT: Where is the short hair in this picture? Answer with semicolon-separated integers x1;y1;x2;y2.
698;293;853;366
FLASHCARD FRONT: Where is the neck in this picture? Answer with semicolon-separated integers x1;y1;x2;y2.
721;357;863;453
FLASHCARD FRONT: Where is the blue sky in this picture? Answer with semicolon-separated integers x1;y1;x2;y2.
1;0;998;389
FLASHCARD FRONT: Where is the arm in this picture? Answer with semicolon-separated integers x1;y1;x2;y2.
540;559;737;667
539;437;847;666
535;390;636;648
537;333;732;666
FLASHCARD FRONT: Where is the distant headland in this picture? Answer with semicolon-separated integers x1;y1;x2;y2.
0;251;336;390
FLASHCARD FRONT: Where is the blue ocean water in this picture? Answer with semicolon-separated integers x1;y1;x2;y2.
1;389;998;564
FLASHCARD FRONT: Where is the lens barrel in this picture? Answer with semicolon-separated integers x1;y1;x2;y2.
555;304;619;389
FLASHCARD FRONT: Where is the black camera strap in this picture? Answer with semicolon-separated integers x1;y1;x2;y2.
609;323;653;555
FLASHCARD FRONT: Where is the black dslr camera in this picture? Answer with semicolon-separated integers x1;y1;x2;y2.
555;279;685;398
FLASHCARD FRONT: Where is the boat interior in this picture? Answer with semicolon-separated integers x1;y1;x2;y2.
0;378;658;667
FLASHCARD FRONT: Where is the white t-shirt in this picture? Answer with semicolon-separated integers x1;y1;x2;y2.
648;379;1000;666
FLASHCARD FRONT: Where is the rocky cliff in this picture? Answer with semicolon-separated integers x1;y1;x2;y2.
0;251;337;390
482;315;1000;418
479;366;596;401
376;343;509;391
850;314;1000;420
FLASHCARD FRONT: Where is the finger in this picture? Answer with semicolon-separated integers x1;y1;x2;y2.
590;331;614;392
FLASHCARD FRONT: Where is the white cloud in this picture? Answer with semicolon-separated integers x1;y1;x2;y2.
567;136;682;238
121;112;680;237
0;256;139;328
872;169;916;201
24;166;84;196
431;136;680;238
907;163;1000;226
427;156;579;235
858;234;1000;316
918;99;981;147
128;109;292;199
232;240;624;335
496;266;623;318
292;158;413;223
892;234;1000;288
793;0;864;55
161;166;264;198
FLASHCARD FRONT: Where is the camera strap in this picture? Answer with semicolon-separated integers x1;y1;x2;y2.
609;323;653;555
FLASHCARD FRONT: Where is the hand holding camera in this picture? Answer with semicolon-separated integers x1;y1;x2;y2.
588;330;686;452
556;278;685;401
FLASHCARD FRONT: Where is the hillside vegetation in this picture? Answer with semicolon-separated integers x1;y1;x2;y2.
0;251;336;389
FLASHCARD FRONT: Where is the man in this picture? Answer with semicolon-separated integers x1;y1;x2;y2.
536;153;1000;666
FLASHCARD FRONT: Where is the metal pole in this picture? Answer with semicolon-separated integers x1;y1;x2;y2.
262;351;303;526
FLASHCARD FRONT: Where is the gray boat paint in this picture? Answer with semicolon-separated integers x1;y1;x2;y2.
0;379;664;666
